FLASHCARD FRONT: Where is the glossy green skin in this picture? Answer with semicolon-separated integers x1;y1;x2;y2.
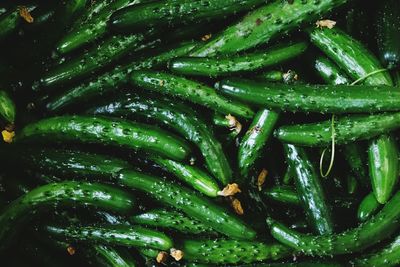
88;93;231;185
376;0;400;69
357;192;382;222
0;90;15;124
257;70;284;82
257;70;300;84
347;175;358;195
264;185;354;210
17;115;190;161
283;166;293;185
130;71;254;119
138;248;159;258
284;144;333;235
162;19;227;43
151;157;220;197
41;31;157;88
66;0;86;14
87;245;137;267
218;78;400;114
313;27;396;207
309;27;393;86
368;134;399;204
117;169;256;240
353;234;400;267
61;0;113;39
238;109;279;178
314;56;349;85
58;0;87;28
46;224;172;250
170;42;307;77
275;112;400;147
342;144;369;187
130;208;215;234
264;186;300;206
212;113;232;128
0;181;135;251
46;41;198;112
16;148;131;180
40;209;131;267
56;0;137;54
314;24;396;208
16;144;212;207
191;0;348;56
0;5;36;39
268;190;400;256
180;239;291;264
313;56;368;187
110;0;264;31
212;113;240;142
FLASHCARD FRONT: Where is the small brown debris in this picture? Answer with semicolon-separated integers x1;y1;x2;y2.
201;33;212;41
18;6;34;23
225;114;242;134
230;197;244;215
255;18;263;26
159;80;165;86
247;125;262;134
67;245;76;256
2;130;15;143
4;124;15;132
257;169;268;191
283;70;299;83
218;183;241;197
156;251;168;264
170;248;184;261
315;19;336;29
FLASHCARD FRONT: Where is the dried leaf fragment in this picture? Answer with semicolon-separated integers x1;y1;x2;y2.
225;114;242;134
201;33;212;41
2;130;15;143
156;251;168;263
315;19;336;29
257;168;268;191
18;6;34;23
283;70;298;83
67;245;76;256
170;248;184;261
230;197;244;215
218;183;241;197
